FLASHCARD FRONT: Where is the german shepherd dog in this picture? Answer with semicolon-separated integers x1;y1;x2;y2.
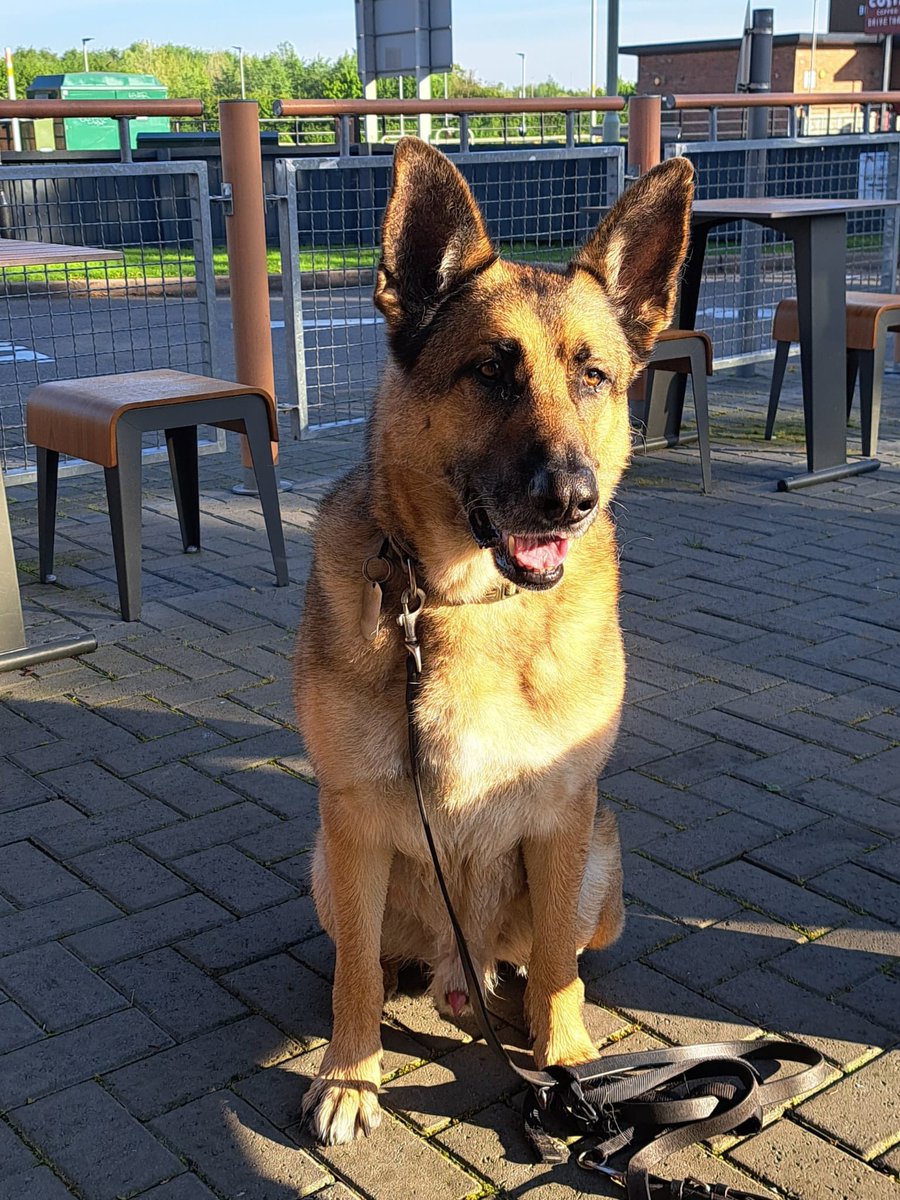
294;139;694;1145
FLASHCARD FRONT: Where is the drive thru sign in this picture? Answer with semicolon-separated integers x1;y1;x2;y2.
866;0;900;35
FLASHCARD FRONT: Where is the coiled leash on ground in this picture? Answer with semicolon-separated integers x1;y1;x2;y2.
388;548;829;1200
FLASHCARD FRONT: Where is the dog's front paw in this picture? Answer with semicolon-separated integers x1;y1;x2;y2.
302;1065;382;1145
527;977;597;1070
533;1030;598;1070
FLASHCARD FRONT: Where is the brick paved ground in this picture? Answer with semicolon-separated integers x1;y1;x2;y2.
1;366;898;1200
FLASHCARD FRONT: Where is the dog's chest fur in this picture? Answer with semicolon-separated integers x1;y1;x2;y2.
411;598;625;819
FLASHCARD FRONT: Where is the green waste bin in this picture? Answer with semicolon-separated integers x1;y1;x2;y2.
26;73;171;150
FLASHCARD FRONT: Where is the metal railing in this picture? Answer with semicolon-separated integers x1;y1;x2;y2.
273;143;624;437
273;96;626;154
662;91;900;143
0;99;205;163
0;160;219;481
666;133;900;368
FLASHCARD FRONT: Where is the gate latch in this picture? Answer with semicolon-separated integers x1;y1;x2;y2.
211;182;233;217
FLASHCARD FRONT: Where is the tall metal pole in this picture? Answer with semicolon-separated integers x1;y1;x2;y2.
218;100;284;492
590;0;598;134
517;51;526;137
602;0;621;143
4;48;21;152
233;46;246;100
81;37;93;73
808;0;819;91
747;8;773;139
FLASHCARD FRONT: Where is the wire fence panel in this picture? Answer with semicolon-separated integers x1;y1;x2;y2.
667;136;900;368
276;146;624;437
0;162;219;481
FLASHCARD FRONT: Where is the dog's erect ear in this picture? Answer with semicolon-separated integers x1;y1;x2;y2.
374;138;496;362
571;156;695;362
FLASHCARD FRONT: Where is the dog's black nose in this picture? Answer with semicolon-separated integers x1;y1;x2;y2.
528;465;599;525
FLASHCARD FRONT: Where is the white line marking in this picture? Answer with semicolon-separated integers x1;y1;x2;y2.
697;307;776;320
0;342;53;364
270;317;384;330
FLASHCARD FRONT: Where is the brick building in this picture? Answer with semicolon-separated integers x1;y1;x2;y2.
621;32;894;98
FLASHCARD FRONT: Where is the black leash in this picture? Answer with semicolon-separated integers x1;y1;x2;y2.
393;553;829;1200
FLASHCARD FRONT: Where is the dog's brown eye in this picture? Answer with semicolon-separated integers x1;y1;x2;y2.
582;367;606;388
475;360;501;382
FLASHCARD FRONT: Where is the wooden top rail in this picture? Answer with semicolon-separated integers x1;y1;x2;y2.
0;99;203;119
274;96;626;118
663;91;900;110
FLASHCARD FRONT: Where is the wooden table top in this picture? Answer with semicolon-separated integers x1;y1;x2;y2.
0;238;124;269
691;197;900;220
582;197;900;220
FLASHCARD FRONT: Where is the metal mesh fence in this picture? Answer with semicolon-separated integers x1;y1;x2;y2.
667;136;900;367
0;162;218;480
276;146;624;437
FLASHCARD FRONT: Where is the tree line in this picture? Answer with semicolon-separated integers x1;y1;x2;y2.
10;42;635;116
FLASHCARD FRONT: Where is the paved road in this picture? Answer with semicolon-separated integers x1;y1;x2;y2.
0;366;898;1199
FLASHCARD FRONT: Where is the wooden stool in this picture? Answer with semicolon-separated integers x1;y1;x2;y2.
766;292;900;456
632;328;713;494
27;369;289;622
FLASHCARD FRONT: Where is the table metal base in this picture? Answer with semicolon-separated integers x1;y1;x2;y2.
1;466;96;674
633;432;700;454
0;633;98;675
777;457;880;492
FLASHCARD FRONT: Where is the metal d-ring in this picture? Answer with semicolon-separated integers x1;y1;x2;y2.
362;554;392;584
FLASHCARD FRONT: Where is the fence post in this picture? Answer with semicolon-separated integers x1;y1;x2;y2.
218;99;287;494
626;94;661;176
117;117;133;162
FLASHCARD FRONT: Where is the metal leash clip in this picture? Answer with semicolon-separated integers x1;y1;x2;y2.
398;557;426;674
576;1156;625;1187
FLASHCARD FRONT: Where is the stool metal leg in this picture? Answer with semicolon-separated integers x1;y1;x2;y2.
37;447;59;583
242;403;289;587
165;426;201;553
688;345;712;494
857;343;884;458
846;349;859;423
765;339;790;440
104;423;143;622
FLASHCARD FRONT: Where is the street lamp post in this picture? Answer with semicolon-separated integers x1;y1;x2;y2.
590;0;598;135
232;45;246;99
602;0;621;143
81;37;94;73
517;50;526;136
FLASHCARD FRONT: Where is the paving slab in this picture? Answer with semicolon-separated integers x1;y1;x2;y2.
729;1116;899;1200
9;1081;182;1200
151;1092;330;1199
798;1049;900;1160
0;941;125;1031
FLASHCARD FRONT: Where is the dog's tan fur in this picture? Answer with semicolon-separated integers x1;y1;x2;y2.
293;141;694;1145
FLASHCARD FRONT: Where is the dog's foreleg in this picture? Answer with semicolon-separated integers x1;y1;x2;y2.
523;792;599;1069
303;798;393;1144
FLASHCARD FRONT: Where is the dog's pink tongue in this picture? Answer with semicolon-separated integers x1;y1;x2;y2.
510;535;569;572
447;990;468;1016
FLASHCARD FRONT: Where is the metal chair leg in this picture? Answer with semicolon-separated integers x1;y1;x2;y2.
857;344;885;458
765;339;790;440
242;402;289;587
846;349;859;423
36;447;59;583
165;426;201;553
104;422;144;622
688;345;712;494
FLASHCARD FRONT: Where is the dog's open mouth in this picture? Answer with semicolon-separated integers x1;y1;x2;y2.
468;507;570;590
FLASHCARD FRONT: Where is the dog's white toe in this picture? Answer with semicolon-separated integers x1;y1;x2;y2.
303;1074;383;1145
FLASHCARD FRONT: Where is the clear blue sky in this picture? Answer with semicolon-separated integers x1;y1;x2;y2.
13;0;833;89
